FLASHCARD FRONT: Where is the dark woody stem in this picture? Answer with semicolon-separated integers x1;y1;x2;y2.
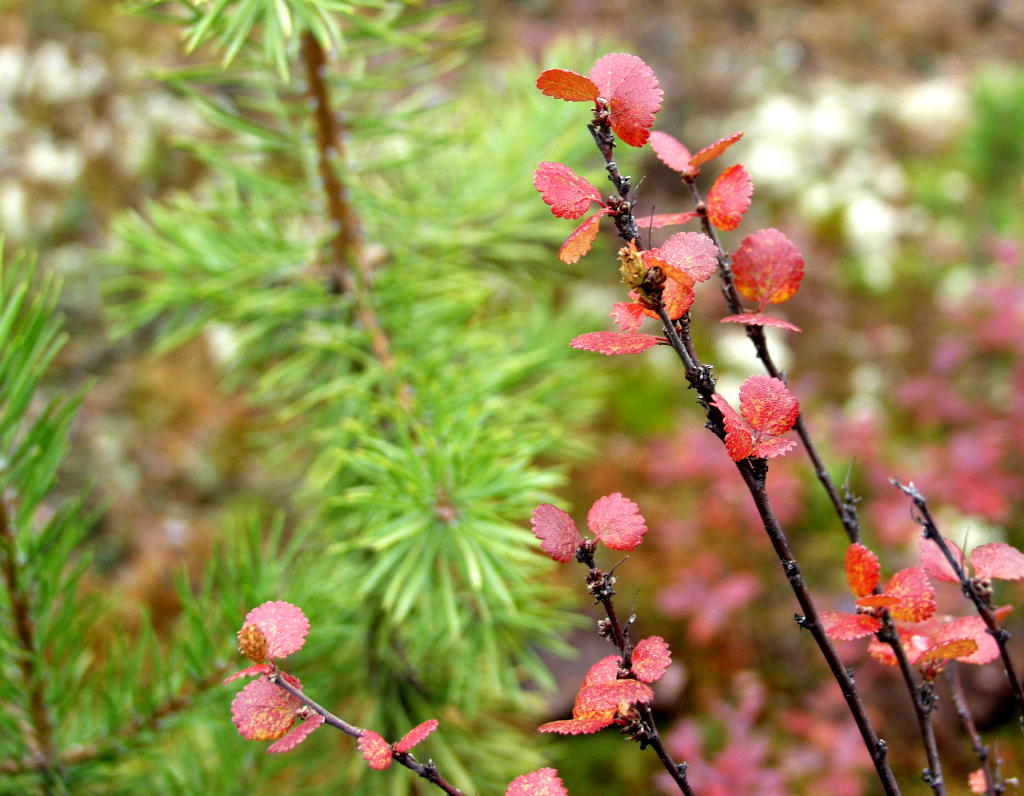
269;672;466;796
892;480;1024;727
947;664;999;796
580;117;899;793
577;547;696;796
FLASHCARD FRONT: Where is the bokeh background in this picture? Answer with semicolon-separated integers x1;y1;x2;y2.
4;0;1024;792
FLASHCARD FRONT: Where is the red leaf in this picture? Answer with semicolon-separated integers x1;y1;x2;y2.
559;209;611;264
588;53;662;147
732;228;804;309
821;610;881;640
394;718;439;754
855;594;901;609
918;537;964;583
587;492;648;551
530;504;582;563
533;162;603;219
661;275;696;320
579;655;621;693
358;730;393;771
884;566;936;623
536;69;599;102
707;164;753;231
689;132;744;170
845;544;881;597
970;542;1024;581
537;716;616;735
244;601;310;660
650;231;719;283
570;331;662;355
632;636;671;683
637;211;699;229
720;313;802;332
231;676;300;742
223;664;274;684
710;394;753;461
751;437;798;459
506;767;570;796
268;713;325;754
920;638;978;664
611;302;646;332
577;679;654;712
649;131;694;175
738;375;799;435
937;616;999;664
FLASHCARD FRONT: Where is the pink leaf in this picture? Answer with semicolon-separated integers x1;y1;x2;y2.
268;713;325;754
244;601;310;660
577;679;654;711
570;331;662;355
739;375;800;436
533;162;603;219
537;716;616;735
884;566;936;623
732;228;804;309
223;663;274;684
937;616;999;664
821;610;881;640
394;718;439;753
969;769;989;794
707;164;753;231
650;231;719;283
632;636;671;683
231;676;300;742
506;767;570;796
970;542;1024;581
649;131;695;176
720;313;802;332
579;655;622;692
358;730;393;771
587;492;648;551
536;70;599;102
710;393;754;461
588;54;662;147
530;504;582;563
637;211;699;229
918;537;964;583
559;208;612;264
611;302;646;332
689;132;744;170
751;437;797;459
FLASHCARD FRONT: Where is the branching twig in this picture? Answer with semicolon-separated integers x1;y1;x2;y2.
893;480;1024;726
948;664;999;796
269;672;466;796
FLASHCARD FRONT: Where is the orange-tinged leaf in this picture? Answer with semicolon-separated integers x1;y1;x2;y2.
637;211;699;229
710;393;753;461
720;313;802;332
920;638;978;663
855;594;901;609
650;231;719;282
970;542;1024;580
739;375;799;436
244;601;310;660
530;504;582;563
559;208;611;264
611;302;646;332
577;679;654;713
537;716;615;735
533;161;603;219
579;655;621;694
884;566;936;623
632;636;671;683
689;131;743;170
587;492;648;551
821;610;881;640
918;537;964;583
660;275;696;320
732;228;804;309
937;616;999;664
588;53;662;147
707;164;753;230
506;767;570;796
536;69;599;102
358;730;393;770
570;331;662;355
751;437;797;459
268;713;325;754
394;719;439;753
649;131;694;175
845;543;881;597
231;676;300;742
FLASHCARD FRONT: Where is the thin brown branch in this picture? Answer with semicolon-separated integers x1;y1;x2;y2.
269;672;466;796
947;664;999;796
893;480;1024;727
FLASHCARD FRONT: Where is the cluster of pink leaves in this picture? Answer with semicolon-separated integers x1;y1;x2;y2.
710;376;800;461
821;539;1024;676
531;492;648;561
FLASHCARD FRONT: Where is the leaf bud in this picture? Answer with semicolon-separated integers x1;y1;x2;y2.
238;622;269;664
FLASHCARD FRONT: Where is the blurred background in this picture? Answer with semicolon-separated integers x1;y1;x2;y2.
3;0;1024;793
